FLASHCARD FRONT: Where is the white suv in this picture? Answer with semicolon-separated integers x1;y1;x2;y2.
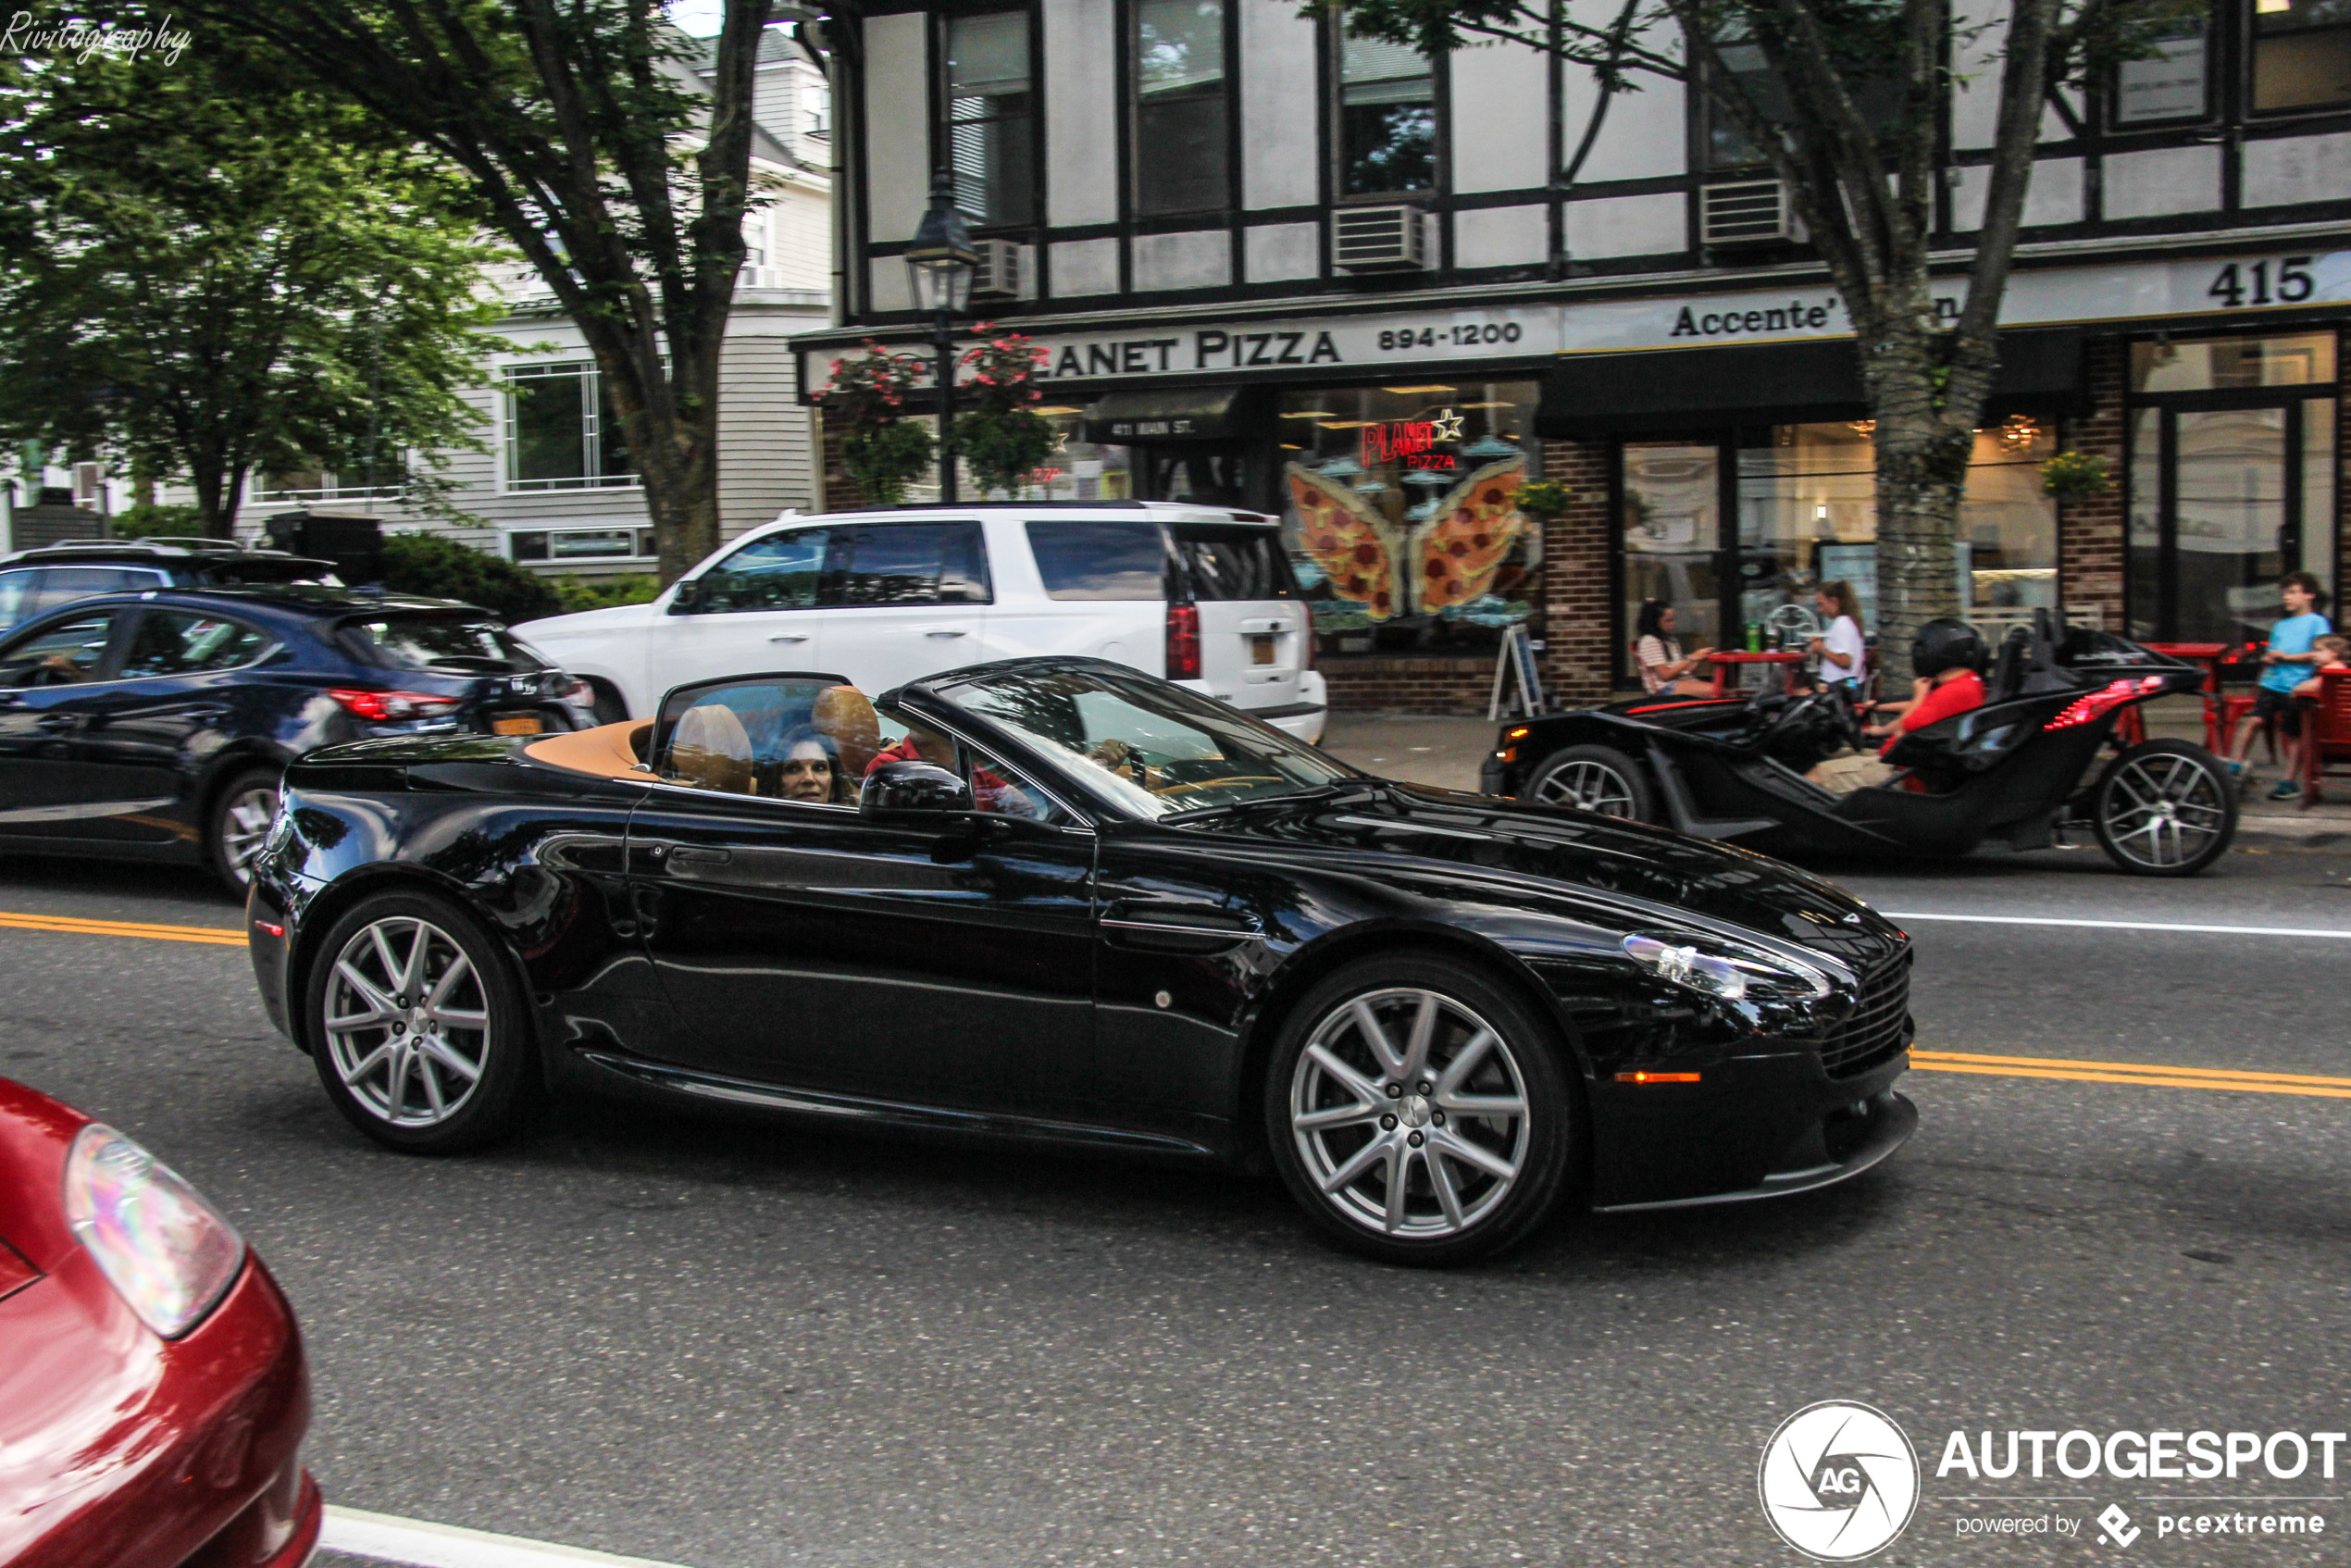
516;503;1328;742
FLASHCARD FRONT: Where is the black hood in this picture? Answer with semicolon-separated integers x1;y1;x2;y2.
1195;783;1903;971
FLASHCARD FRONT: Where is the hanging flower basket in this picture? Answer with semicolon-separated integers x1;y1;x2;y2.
2039;450;2113;503
818;342;935;505
951;328;1057;498
1514;478;1574;521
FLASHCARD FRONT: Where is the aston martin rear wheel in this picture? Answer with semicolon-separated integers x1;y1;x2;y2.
1525;744;1652;821
1265;956;1575;1266
2091;739;2236;877
304;890;541;1153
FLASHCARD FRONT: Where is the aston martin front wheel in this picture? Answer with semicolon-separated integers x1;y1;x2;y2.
303;890;541;1153
1524;744;1652;821
1265;956;1575;1266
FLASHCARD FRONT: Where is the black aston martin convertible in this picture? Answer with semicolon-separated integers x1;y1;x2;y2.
247;656;1915;1265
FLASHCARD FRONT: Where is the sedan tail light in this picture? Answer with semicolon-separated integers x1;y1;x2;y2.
555;678;597;712
63;1124;244;1338
328;688;463;722
1164;603;1201;681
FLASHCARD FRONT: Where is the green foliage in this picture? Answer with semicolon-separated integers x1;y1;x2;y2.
819;342;930;426
840;421;939;508
553;573;663;613
0;43;507;537
2039;451;2115;503
1513;479;1574;519
378;532;564;624
952;409;1059;500
112;503;205;539
957;329;1051;417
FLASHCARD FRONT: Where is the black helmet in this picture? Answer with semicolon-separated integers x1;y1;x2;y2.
1911;617;1985;679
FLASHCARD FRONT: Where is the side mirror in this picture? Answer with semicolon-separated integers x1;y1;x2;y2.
860;759;972;819
667;579;703;615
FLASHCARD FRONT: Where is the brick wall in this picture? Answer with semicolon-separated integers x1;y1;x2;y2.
1321;655;1502;713
1538;438;1617;705
2060;338;2128;630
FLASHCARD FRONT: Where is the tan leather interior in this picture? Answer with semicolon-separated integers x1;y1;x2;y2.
814;685;881;780
670;704;757;795
524;720;650;779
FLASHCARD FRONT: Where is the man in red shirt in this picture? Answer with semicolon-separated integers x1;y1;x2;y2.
1809;619;1985;792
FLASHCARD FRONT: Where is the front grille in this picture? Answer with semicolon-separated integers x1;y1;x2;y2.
1822;951;1911;1077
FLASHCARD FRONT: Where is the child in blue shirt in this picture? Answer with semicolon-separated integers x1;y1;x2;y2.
2232;572;2332;799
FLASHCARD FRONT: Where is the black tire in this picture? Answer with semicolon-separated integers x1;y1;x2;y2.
2091;739;2236;877
584;678;629;727
1523;743;1653;821
302;890;541;1152
206;765;281;898
1263;955;1577;1266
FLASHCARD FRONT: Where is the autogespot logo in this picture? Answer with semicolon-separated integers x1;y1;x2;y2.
1760;1400;1922;1561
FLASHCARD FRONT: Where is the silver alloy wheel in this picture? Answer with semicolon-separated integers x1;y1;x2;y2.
322;916;491;1127
1289;988;1531;1239
1531;758;1636;816
218;783;279;886
2101;752;2228;869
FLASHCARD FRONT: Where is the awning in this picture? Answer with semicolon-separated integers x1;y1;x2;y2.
1534;328;2087;438
1085;385;1248;443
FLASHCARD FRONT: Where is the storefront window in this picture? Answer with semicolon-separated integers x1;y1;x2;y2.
2126;332;2337;642
1621;419;2061;678
896;408;1131;505
1279;382;1541;656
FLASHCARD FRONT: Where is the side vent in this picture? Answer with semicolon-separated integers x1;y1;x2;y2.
1700;179;1796;247
1331;205;1428;273
971;238;1033;301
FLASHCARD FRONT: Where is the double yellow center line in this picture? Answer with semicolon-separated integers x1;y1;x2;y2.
1914;1050;2351;1100
1;910;2347;1101
0;911;248;947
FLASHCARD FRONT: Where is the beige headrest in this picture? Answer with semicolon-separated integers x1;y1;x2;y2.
670;703;755;795
814;685;881;781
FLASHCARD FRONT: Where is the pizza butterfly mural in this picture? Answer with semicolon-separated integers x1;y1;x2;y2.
1285;454;1527;620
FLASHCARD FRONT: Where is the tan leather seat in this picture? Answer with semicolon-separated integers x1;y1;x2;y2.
670;703;757;795
814;686;881;783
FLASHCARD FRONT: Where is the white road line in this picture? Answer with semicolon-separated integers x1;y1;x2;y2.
319;1506;697;1568
1884;911;2351;940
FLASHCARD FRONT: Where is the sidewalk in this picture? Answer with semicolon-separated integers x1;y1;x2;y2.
1319;700;2351;852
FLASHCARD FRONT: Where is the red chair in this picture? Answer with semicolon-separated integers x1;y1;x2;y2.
2299;669;2351;804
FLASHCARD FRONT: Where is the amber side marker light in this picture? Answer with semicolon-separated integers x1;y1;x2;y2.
1616;1071;1702;1084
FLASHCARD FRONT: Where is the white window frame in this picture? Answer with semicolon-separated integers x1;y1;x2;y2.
506;525;660;566
503;360;641;492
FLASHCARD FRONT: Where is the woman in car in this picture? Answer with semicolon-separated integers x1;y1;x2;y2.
1806;619;1986;794
772;727;844;803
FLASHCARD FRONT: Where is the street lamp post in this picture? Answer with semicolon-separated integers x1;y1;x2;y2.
903;172;979;504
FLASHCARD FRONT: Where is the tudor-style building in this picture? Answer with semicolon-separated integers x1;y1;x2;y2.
794;0;2351;711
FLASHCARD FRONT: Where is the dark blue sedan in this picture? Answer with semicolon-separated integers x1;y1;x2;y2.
0;585;593;894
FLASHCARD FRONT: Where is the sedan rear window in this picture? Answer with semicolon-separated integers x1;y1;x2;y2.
342;616;546;673
1025;521;1169;601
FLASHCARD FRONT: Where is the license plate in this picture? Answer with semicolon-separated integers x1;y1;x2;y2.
1250;634;1276;666
491;714;544;736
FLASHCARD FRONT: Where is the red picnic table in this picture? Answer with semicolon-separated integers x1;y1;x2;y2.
2136;641;2236;752
1707;650;1808;699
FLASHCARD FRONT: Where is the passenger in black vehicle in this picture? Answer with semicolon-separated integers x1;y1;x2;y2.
773;727;840;803
1808;619;1986;794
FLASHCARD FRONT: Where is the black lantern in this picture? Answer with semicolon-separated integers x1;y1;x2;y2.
903;172;979;500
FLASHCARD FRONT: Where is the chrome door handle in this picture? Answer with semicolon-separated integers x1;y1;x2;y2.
767;633;810;643
32;714;81;732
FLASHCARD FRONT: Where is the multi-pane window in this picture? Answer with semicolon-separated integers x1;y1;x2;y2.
1701;35;1902;168
509;528;659;564
2113;12;2211;123
1134;0;1229;215
946;11;1035;226
505;361;636;491
1337;33;1436;196
2255;0;2351;112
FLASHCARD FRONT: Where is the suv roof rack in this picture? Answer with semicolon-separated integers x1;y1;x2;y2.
886;500;1151;511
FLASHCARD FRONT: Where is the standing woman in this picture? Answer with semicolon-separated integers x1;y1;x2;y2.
1634;600;1715;697
1808;580;1867;694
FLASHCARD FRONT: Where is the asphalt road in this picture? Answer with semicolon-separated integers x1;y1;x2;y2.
5;843;2349;1568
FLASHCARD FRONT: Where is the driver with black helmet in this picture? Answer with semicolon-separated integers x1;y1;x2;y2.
1807;618;1986;794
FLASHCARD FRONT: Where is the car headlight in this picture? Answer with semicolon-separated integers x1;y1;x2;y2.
1622;934;1835;1004
62;1124;244;1338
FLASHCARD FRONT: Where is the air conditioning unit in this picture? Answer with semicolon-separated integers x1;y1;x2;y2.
1700;179;1797;247
1332;205;1428;273
972;238;1032;301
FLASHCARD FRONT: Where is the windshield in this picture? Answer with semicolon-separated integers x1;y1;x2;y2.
343;615;546;673
934;664;1356;817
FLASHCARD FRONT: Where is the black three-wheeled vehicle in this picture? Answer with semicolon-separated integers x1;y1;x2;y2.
1481;611;2239;876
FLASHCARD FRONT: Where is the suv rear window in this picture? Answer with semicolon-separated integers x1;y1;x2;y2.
1170;526;1297;602
1025;521;1169;601
342;615;546;673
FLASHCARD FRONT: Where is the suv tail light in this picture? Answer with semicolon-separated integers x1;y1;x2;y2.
328;688;463;722
1299;614;1315;670
1164;603;1201;680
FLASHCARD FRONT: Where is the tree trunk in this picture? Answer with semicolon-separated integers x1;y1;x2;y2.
627;392;724;584
1871;420;1971;686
